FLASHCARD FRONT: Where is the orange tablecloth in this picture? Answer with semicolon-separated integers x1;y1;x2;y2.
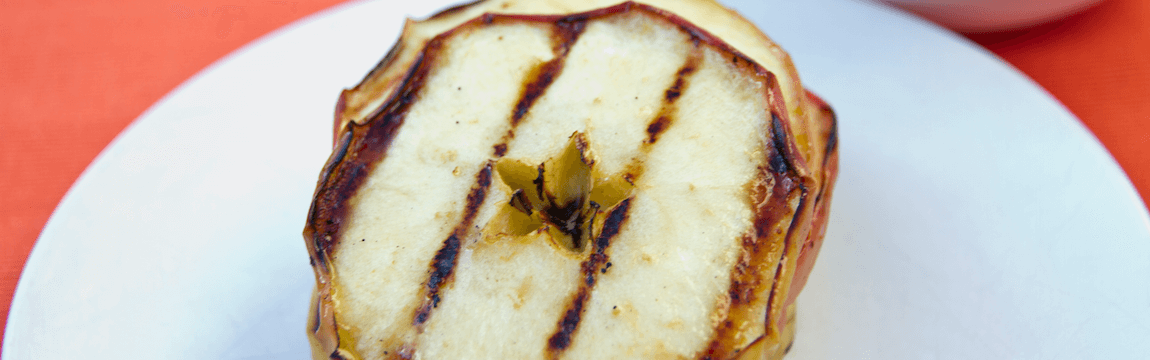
2;0;1147;350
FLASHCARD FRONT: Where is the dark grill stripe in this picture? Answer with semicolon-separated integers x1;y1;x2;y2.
303;36;446;360
544;34;706;359
411;15;589;350
701;172;801;360
546;198;632;357
413;163;493;327
699;76;808;359
543;39;705;356
644;41;702;145
305;39;443;270
548;288;589;351
492;18;588;156
512;20;584;126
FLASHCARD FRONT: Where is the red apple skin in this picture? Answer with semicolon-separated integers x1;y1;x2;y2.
783;90;838;311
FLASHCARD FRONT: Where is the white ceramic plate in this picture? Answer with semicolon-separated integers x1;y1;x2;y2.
6;0;1149;358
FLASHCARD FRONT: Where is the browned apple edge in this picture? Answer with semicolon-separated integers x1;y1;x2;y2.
305;2;838;360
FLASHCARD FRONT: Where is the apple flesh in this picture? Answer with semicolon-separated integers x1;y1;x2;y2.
305;2;837;360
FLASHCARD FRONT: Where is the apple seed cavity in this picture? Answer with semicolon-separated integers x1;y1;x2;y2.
493;131;633;252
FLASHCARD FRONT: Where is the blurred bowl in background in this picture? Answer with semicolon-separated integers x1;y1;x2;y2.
883;0;1104;32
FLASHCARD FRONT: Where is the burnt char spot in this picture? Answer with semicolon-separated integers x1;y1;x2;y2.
645;116;671;144
664;78;685;102
427;234;459;291
493;143;508;157
768;113;791;175
414;308;432;324
413;164;494;326
414;310;429;326
546;198;632;356
594;198;631;252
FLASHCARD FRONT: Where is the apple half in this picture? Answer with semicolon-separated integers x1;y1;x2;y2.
304;1;838;359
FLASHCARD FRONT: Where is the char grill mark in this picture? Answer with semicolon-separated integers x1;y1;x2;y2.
644;40;702;145
545;41;705;355
701;73;807;359
304;37;446;359
622;42;704;185
767;114;792;176
493;17;588;156
546;198;633;358
702;168;801;360
306;37;444;265
411;14;590;351
413;163;494;327
513;18;586;126
548;288;589;353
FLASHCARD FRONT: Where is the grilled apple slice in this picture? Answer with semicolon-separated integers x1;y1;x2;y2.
304;1;838;360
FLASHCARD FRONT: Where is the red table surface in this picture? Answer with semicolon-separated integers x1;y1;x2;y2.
2;0;1147;350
